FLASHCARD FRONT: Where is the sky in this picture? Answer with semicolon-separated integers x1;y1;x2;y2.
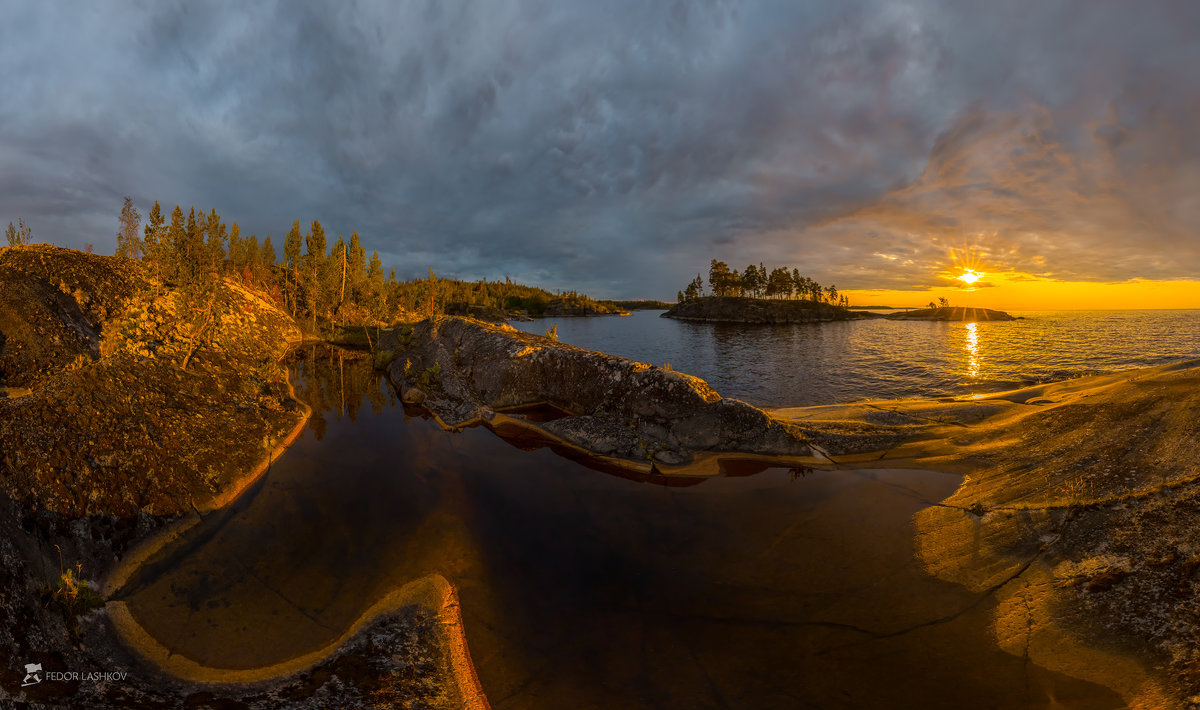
1;1;1199;307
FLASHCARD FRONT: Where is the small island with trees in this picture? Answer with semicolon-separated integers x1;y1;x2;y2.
664;259;868;324
664;260;1014;324
888;299;1016;321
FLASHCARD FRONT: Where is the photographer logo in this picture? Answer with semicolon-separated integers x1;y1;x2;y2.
21;663;42;687
15;662;128;688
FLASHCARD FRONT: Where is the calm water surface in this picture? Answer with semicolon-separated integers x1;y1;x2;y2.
116;348;1123;709
513;309;1200;406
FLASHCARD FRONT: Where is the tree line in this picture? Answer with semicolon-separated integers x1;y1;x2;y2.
678;259;850;308
109;198;616;333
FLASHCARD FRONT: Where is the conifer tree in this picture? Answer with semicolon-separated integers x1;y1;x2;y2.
142;201;166;285
205;208;227;280
283;221;303;315
708;260;732;296
261;235;277;272
166;205;186;281
115;197;142;259
243;234;260;285
329;234;347;318
303;220;327;328
742;264;761;297
259;235;278;291
181;207;202;284
367;248;385;316
348;230;366;299
227;222;243;273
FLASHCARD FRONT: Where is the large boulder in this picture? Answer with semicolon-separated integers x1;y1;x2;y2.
382;316;814;466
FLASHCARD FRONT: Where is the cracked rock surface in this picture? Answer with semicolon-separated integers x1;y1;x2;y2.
382;316;815;466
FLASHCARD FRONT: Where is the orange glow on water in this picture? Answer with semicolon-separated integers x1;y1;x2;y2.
845;273;1200;311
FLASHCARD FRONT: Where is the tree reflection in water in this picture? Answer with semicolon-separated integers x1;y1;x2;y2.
289;344;396;441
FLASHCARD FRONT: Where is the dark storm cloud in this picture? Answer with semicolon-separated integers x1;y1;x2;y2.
1;0;1199;297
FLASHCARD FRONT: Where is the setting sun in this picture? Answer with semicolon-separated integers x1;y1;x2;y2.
959;270;983;285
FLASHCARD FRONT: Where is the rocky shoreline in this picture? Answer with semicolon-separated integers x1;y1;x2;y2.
381;316;818;470
4;245;1198;707
386;313;1200;706
774;361;1200;706
0;246;478;708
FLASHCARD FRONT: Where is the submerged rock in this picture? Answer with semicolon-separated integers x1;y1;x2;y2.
381;316;814;466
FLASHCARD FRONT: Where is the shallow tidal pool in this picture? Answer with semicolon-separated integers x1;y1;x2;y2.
115;347;1123;709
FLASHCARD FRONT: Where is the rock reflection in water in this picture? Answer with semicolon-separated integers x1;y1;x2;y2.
116;346;1123;708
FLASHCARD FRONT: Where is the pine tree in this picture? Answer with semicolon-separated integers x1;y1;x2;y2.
205;208;227;280
743;264;761;298
708;259;732;296
259;235;278;291
283;221;303;315
165;206;186;281
303;220;327;328
181;207;202;285
329;234;347;319
142;201;166;284
348;230;366;300
227;222;243;273
367;248;385;316
243;235;260;286
261;235;277;271
115;197;142;259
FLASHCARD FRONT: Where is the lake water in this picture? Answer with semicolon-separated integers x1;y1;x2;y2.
513;309;1200;407
114;346;1124;709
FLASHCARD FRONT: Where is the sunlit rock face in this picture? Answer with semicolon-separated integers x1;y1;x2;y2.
0;244;304;517
383;316;813;465
662;296;866;324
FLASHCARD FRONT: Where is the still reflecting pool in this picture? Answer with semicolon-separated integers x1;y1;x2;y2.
115;347;1122;708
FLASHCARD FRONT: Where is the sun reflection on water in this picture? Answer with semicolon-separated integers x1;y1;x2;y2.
965;322;979;379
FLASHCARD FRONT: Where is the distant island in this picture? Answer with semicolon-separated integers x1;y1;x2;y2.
676;259;851;308
887;306;1015;322
605;299;674;311
666;259;859;323
662;296;867;324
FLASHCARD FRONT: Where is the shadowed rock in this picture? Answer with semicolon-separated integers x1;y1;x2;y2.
381;316;813;466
